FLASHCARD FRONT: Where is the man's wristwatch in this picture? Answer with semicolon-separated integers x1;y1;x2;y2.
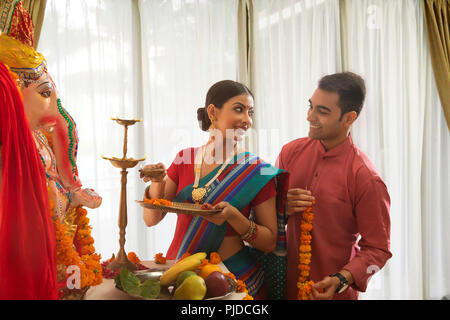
329;273;349;294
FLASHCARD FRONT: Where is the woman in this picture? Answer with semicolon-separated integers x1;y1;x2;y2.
141;80;288;299
0;62;58;299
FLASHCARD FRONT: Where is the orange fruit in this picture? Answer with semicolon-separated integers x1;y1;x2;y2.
199;264;222;279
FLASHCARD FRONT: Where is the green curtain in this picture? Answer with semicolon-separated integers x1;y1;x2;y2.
22;0;47;48
237;0;254;91
422;0;450;131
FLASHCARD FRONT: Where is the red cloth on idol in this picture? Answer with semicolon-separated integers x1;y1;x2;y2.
0;63;58;299
165;147;277;258
277;134;392;300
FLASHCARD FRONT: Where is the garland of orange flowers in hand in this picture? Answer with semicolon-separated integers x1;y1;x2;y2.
53;206;103;290
297;203;315;300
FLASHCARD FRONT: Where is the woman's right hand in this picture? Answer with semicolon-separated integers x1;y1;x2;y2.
140;163;166;183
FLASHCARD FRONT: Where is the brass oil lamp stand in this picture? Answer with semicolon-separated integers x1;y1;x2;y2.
102;118;145;271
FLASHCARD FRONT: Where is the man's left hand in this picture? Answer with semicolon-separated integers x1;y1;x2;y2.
310;276;340;300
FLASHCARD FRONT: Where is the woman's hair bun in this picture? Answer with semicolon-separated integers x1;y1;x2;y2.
197;107;210;132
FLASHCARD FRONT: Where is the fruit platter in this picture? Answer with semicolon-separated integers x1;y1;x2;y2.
113;252;247;300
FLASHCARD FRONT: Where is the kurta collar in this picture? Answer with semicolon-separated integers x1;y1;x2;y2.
317;133;354;158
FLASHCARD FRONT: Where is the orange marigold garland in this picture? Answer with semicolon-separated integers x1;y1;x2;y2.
297;203;315;300
209;252;221;264
154;252;167;264
54;207;103;291
242;292;254;300
236;279;247;292
128;252;141;264
144;198;173;206
223;272;236;280
235;279;253;300
199;258;209;268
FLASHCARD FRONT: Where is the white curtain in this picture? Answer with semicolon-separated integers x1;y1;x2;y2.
253;0;450;299
38;0;449;299
138;0;238;256
251;0;341;164
38;0;239;261
342;0;450;300
38;0;148;261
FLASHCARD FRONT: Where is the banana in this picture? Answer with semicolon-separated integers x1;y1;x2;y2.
174;252;207;265
160;254;204;286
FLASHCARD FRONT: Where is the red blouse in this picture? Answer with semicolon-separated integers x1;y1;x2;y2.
167;147;277;236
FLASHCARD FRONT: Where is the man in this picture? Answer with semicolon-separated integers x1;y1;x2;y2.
276;72;392;300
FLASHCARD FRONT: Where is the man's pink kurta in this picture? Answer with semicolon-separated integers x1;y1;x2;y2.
277;135;392;300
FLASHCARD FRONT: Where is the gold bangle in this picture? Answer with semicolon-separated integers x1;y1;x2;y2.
241;220;256;241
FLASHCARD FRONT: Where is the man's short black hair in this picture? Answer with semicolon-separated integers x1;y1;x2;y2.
318;72;366;118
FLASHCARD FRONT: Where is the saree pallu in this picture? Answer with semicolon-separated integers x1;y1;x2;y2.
166;152;289;299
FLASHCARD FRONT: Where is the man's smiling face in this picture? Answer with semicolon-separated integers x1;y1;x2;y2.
307;88;352;150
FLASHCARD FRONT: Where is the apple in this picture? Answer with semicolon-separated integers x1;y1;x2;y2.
205;271;230;298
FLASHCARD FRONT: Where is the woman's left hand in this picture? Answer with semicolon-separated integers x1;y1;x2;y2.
200;201;239;226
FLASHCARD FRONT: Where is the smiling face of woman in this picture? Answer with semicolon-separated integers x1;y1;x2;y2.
21;73;56;130
207;94;254;143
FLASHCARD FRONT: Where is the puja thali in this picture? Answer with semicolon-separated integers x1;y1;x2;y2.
136;200;222;215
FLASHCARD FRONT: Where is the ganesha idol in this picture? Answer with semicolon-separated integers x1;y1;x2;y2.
0;33;102;221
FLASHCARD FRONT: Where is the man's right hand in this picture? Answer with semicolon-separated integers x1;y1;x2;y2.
286;188;315;215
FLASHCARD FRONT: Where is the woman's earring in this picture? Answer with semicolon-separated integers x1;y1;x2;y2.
209;119;216;142
209;119;215;131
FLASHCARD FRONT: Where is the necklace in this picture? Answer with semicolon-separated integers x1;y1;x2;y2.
191;143;238;204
